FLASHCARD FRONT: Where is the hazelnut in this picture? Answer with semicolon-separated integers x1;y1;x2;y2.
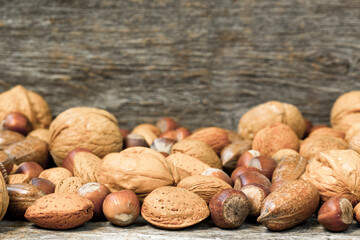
201;168;233;186
318;196;353;232
220;140;252;174
103;190;140;226
175;127;191;141
0;112;32;135
233;171;271;190
30;178;55;195
247;156;277;179
77;182;111;220
209;189;250;229
354;202;360;224
119;128;130;139
230;166;262;183
15;162;44;180
150;138;177;155
62;148;92;174
159;130;177;141
303;118;313;138
156;117;178;133
236;150;261;168
124;134;149;148
240;183;270;218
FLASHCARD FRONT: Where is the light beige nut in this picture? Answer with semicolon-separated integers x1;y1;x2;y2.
0;174;9;221
0;85;52;129
308;127;345;139
166;153;210;180
345;123;360;154
271;149;300;164
177;175;232;203
39;167;73;186
73;152;102;183
55;177;86;193
7;174;30;184
272;155;307;183
49;107;123;166
188;127;230;154
141;186;209;229
27;128;50;144
0;130;25;150
171;139;222;169
131;124;161;146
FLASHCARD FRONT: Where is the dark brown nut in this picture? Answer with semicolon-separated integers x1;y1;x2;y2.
7;174;30;184
6;183;45;218
240;183;270;218
0;112;32;135
62;148;92;174
233;171;271;190
15;162;44;180
272;155;307;183
150;138;177;155
230;166;262;183
4;137;49;167
156;117;178;133
318;196;353;232
201;168;232;186
236;150;261;168
303;118;313;138
175;127;191;141
0;151;15;177
30;178;55;195
103;190;140;226
247;156;277;180
220;140;252;174
124;134;149;148
119;129;130;139
0;130;25;150
209;189;250;229
77;182;111;220
257;180;319;231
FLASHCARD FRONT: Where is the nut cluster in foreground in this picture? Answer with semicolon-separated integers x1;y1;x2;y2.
0;85;360;233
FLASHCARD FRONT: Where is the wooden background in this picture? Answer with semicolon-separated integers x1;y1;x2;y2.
0;0;359;131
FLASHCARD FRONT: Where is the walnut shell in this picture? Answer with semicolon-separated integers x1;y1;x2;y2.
0;174;9;221
331;91;360;133
345;123;360;154
166;153;210;180
49;107;123;166
0;85;52;129
188;127;230;154
73;152;102;183
0;130;25;150
238;101;305;140
301;149;360;205
27;128;50;144
171;139;222;169
300;135;348;161
97;147;180;201
308;127;345;139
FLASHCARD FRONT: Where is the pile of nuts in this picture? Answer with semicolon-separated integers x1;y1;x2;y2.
1;85;360;232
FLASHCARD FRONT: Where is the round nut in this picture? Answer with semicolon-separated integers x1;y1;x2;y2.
124;134;149;148
1;112;32;135
62;148;92;174
156;117;178;133
237;150;261;168
15;162;44;180
230;166;262;183
240;183;270;218
202;168;232;186
233;171;271;190
30;178;55;195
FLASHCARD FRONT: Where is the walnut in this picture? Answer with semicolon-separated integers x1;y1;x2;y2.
345;123;360;154
301;149;360;205
0;85;52;129
331;91;360;133
238;101;305;140
49;107;123;166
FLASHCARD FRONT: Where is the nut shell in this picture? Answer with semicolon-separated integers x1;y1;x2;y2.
188;127;230;154
166;153;210;180
0;174;9;221
30;178;55;195
240;183;270;218
55;177;85;193
272;155;307;183
221;140;252;174
39;167;73;186
131;124;160;146
0;130;25;150
73;152;102;183
27;128;50;144
309;127;345;139
345;123;360;154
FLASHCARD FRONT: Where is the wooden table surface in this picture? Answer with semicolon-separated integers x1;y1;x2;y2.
1;216;359;239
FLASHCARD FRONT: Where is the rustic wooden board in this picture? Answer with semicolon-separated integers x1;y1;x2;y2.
1;216;359;240
0;0;360;131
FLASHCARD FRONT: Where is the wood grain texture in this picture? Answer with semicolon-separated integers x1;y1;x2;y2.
0;0;359;131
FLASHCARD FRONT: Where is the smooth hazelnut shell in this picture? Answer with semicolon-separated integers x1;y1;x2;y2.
202;168;233;186
159;130;177;141
103;190;140;226
15;162;44;180
176;127;191;141
236;150;261;168
354;202;360;224
230;166;262;183
1;112;32;135
30;178;55;195
247;156;277;180
119;129;130;139
77;182;111;220
209;188;250;229
62;148;92;174
150;138;177;155
156;117;178;133
240;183;270;218
233;171;271;190
124;134;149;148
318;196;353;232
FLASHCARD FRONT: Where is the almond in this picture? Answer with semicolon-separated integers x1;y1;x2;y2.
55;177;86;194
272;155;307;183
189;127;230;154
0;130;25;150
73;152;102;183
7;173;29;184
141;186;209;229
39;167;73;186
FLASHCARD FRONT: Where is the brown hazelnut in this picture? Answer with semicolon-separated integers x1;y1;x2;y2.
103;190;140;226
30;178;55;195
124;134;149;148
303;118;313;138
77;182;111;220
150;138;177;155
354;202;360;224
209;189;250;229
269;180;289;192
318;196;353;232
119;129;130;139
240;183;270;218
201;168;233;186
230;166;262;183
1;112;32;135
175;127;191;141
236;150;261;168
233;171;271;190
220;140;252;174
156;117;178;133
62;148;92;174
159;130;177;141
15;162;44;180
247;156;277;179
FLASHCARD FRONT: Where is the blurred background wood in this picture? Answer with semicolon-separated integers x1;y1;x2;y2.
0;0;359;131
